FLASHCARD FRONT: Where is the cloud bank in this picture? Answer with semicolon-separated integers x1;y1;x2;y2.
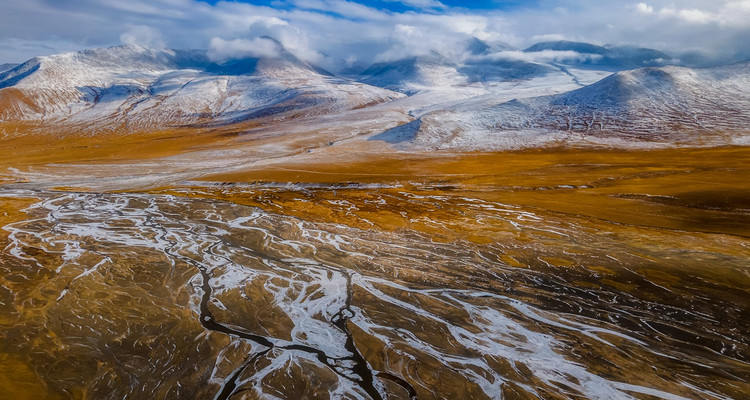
208;37;282;62
484;50;604;64
0;0;748;70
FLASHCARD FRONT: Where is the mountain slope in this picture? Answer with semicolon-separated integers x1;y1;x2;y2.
359;52;466;93
359;51;560;93
0;45;402;133
358;38;659;93
392;62;750;149
464;37;518;55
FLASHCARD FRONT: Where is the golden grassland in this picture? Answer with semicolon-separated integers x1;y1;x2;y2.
0;196;64;400
151;145;750;305
0;197;38;241
170;146;750;238
2;125;748;303
1;123;749;399
0;124;235;167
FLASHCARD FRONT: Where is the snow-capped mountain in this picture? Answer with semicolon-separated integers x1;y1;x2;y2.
385;62;750;149
0;44;403;132
357;38;556;92
0;63;19;74
463;37;518;55
1;40;746;151
359;51;466;93
358;50;556;93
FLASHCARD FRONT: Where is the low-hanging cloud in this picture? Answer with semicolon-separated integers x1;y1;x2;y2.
482;50;604;64
207;37;282;62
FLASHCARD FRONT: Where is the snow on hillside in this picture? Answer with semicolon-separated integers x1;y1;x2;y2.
1;40;746;152
356;38;667;94
359;38;537;93
388;62;750;150
359;52;467;93
359;51;568;94
0;45;403;132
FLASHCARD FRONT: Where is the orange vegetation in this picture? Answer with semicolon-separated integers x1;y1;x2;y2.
171;146;750;238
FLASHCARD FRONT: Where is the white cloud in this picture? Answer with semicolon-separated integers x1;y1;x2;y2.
529;33;567;43
635;1;750;26
120;25;166;49
636;3;654;14
675;8;714;24
0;0;748;67
483;50;604;64
207;37;282;62
290;0;388;20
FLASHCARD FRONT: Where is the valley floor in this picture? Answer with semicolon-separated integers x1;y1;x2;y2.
0;137;748;399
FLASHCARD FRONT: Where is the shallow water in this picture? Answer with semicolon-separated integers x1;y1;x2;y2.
0;185;747;399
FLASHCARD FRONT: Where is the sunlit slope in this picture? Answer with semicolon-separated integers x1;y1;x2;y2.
0;45;403;133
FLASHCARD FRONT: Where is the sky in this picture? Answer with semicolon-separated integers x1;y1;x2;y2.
0;0;748;70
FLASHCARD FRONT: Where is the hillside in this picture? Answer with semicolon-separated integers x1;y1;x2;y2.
0;44;403;133
359;52;466;93
391;62;750;149
1;41;746;153
357;38;673;94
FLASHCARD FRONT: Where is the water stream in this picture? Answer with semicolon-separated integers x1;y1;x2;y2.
0;189;747;399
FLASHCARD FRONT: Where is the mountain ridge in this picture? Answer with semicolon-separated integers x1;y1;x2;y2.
395;61;750;150
357;38;676;93
0;44;402;132
1;42;747;151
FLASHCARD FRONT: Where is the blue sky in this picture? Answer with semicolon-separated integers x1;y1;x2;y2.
0;0;748;67
196;0;539;11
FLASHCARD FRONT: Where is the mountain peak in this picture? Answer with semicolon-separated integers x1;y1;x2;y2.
0;43;399;130
465;37;517;55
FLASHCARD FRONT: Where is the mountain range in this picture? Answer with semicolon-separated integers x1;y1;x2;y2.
396;62;750;150
0;38;748;149
0;43;402;133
